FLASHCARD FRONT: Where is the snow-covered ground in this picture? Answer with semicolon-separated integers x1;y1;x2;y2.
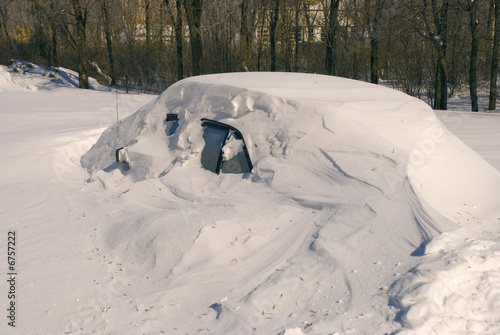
1;62;499;335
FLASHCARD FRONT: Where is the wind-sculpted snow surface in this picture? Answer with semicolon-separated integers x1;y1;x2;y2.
3;66;498;334
78;73;500;334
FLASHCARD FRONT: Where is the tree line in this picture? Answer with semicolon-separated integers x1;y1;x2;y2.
0;0;499;111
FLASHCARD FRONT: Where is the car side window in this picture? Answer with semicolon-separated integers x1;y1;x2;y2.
200;119;253;174
165;113;179;136
201;126;227;173
221;130;252;174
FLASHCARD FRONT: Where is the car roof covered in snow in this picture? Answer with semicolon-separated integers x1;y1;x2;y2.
82;72;430;177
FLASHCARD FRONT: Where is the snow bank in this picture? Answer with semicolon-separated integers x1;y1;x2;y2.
0;65;23;91
390;228;500;334
2;60;110;92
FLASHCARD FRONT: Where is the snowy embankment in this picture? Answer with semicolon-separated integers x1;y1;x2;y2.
392;109;500;335
1;62;499;335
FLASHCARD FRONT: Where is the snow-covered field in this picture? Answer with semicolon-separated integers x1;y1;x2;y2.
1;62;499;335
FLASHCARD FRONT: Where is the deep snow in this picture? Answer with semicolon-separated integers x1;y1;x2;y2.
1;63;499;335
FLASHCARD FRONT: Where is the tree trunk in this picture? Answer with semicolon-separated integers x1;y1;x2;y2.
31;0;50;65
183;0;203;76
434;47;447;110
0;2;15;57
165;0;184;80
145;0;152;48
49;0;59;66
325;0;340;76
257;4;266;70
488;0;495;37
51;23;58;66
370;33;379;84
175;0;184;80
240;0;250;71
270;0;279;71
71;0;89;89
284;3;292;72
370;0;382;84
100;0;116;85
469;0;479;111
351;0;359;79
431;0;449;110
490;0;500;110
294;0;300;72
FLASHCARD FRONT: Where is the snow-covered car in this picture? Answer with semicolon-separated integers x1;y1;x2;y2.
80;73;500;334
82;72;437;184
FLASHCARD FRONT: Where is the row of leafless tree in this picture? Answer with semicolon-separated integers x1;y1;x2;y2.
1;0;499;111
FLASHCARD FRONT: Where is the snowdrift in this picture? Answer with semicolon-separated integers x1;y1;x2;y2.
79;73;500;334
1;60;109;92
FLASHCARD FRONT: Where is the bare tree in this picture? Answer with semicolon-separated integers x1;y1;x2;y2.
145;0;152;48
293;0;300;72
29;0;50;65
69;0;91;89
3;0;494;108
490;0;500;109
0;0;15;59
165;0;184;80
49;0;61;66
99;0;115;85
407;0;450;110
370;0;383;84
464;0;480;111
183;0;203;75
269;0;279;71
240;0;251;71
325;0;340;75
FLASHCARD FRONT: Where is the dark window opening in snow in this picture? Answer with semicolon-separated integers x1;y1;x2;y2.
201;126;227;173
166;113;178;121
116;147;127;163
200;119;253;175
221;130;252;174
165;113;179;135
